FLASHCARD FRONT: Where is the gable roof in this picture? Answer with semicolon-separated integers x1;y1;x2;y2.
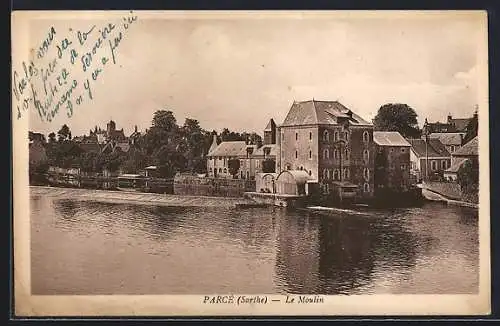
207;141;251;157
373;131;411;147
281;100;372;127
428;132;465;146
254;144;278;157
407;138;451;158
452;136;478;156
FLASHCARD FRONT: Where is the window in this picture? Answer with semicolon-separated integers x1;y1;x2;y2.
400;164;406;170
219;157;222;160
309;132;312;141
333;169;340;180
363;149;369;162
323;169;328;180
323;148;329;159
333;149;339;159
345;148;349;157
240;170;244;178
364;168;370;180
219;168;222;173
308;170;312;176
223;168;227;173
441;160;447;169
344;131;348;140
343;168;349;180
323;130;329;142
295;151;298;159
295;132;298;141
401;148;406;153
363;131;370;142
450;145;455;153
324;183;330;194
334;131;339;142
431;160;437;171
309;150;312;160
364;183;370;192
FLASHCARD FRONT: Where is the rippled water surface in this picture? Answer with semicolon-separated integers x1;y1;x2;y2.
31;193;479;295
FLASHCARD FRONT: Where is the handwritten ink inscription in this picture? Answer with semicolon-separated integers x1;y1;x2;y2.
13;11;138;122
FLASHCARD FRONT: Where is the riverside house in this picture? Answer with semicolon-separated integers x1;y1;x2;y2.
444;136;478;181
407;138;451;182
277;99;375;202
373;131;412;194
206;119;279;180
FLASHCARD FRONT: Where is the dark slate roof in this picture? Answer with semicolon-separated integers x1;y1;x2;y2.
429;132;465;146
373;131;411;147
452;136;478;156
451;118;472;132
281;100;371;127
407;138;451;158
264;119;276;131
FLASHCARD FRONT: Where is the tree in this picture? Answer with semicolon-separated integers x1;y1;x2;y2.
79;151;99;172
373;103;421;139
457;159;479;203
182;118;206;173
457;159;479;192
57;124;71;142
228;159;240;178
152;110;177;130
262;159;276;173
48;132;56;143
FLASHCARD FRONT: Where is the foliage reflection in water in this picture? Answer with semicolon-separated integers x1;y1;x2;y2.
30;195;478;295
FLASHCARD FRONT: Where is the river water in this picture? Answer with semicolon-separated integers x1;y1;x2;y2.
31;192;479;295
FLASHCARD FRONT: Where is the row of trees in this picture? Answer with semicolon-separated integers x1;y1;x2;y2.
33;110;263;179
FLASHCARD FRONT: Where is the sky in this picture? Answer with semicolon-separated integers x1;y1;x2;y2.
19;11;486;138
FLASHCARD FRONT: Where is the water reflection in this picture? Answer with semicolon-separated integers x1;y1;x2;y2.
31;194;479;295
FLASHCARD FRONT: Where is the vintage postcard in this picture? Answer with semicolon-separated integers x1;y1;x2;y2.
12;10;490;316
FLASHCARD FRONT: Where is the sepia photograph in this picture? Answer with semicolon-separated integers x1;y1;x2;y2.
12;10;490;316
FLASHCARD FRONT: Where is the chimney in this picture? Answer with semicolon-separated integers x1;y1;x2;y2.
447;113;452;124
134;125;138;133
